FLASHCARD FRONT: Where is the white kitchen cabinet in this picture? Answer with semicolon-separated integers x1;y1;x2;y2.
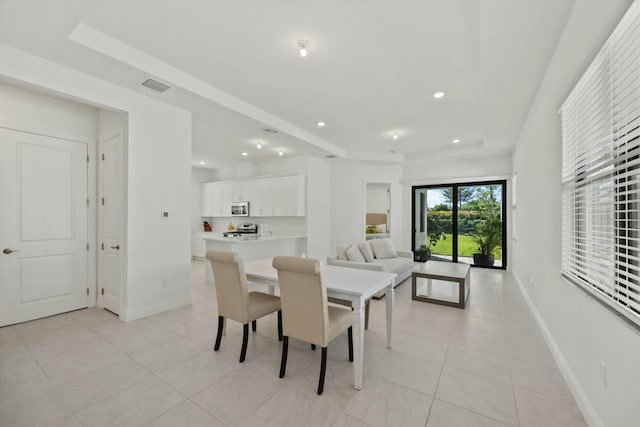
273;175;305;216
201;182;228;217
250;179;271;217
220;182;233;216
201;174;305;217
191;232;208;258
233;181;251;202
201;183;216;216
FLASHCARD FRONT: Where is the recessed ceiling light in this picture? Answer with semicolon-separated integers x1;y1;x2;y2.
278;151;284;156
317;121;325;127
393;133;399;140
433;91;446;99
241;152;248;156
257;144;262;149
452;138;460;144
199;161;206;165
298;40;309;57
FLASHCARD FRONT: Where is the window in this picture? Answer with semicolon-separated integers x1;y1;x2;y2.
560;2;640;328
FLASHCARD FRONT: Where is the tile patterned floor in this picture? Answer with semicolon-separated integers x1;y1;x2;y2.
0;260;587;427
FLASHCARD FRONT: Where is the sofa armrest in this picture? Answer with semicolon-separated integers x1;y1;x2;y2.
327;257;384;272
397;250;413;259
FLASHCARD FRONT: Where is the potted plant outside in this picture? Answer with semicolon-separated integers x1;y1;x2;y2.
472;217;502;266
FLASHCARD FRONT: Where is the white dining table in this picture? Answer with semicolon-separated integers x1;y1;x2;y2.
243;258;396;390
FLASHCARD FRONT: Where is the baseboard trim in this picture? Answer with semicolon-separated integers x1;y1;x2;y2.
513;273;603;427
120;295;192;322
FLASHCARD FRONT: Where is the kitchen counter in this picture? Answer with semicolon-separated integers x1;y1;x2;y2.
203;234;307;244
202;234;307;282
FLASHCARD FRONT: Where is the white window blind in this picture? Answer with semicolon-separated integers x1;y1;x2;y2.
561;1;640;328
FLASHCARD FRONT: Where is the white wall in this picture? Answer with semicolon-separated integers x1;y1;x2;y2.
330;162;403;254
1;44;193;321
511;1;638;426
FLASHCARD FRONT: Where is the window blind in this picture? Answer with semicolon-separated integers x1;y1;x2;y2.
561;2;640;328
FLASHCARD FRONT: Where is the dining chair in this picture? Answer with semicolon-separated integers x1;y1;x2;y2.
206;250;282;363
272;256;353;395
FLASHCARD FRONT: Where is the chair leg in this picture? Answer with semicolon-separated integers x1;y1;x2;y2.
214;316;224;351
365;300;370;330
348;326;353;362
239;324;249;363
311;344;316;350
318;347;328;395
252;319;257;332
279;336;289;378
277;310;283;341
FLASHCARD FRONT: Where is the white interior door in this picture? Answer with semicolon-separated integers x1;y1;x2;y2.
98;130;122;314
0;128;88;326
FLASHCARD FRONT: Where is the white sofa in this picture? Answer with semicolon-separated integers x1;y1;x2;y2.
327;239;413;290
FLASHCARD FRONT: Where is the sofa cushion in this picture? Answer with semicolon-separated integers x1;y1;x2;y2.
346;244;366;262
358;242;375;262
337;243;350;261
370;238;398;259
375;257;413;276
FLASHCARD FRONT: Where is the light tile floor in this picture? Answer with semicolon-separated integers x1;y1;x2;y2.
0;259;587;427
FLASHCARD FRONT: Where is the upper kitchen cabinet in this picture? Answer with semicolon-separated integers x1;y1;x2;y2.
271;175;305;216
201;182;216;217
202;174;306;217
233;181;251;202
201;181;233;217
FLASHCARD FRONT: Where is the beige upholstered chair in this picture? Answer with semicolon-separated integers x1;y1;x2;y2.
272;256;353;395
206;250;282;363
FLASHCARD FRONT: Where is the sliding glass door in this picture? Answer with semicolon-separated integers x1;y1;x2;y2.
412;180;506;269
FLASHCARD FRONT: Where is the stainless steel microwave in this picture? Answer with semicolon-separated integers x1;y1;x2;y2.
231;201;249;216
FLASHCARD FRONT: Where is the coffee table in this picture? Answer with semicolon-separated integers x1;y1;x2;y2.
412;261;470;309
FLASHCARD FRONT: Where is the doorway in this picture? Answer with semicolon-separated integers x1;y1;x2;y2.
364;182;391;241
412;180;507;269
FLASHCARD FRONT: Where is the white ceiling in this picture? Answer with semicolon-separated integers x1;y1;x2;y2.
0;0;575;169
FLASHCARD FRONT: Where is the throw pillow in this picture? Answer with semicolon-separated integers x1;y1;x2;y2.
375;224;387;233
337;243;350;260
346;244;366;262
366;226;377;234
370;238;398;259
358;242;375;262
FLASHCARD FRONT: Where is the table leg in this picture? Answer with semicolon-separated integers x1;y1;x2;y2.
351;296;365;390
385;279;395;349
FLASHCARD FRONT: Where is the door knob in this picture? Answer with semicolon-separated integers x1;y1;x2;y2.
2;248;19;254
110;245;120;250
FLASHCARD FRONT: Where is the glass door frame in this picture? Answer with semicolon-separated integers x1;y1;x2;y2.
411;179;507;270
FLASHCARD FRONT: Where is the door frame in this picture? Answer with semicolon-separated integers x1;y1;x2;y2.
411;179;508;270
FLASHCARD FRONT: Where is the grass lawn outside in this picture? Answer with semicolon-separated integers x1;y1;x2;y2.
429;233;502;260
